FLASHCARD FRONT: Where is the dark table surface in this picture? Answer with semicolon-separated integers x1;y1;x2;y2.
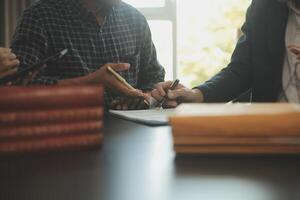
0;116;300;200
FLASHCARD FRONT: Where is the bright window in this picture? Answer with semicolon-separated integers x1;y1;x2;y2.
124;0;251;87
148;20;173;81
123;0;165;7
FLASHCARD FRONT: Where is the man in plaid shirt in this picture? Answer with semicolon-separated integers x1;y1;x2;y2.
11;0;165;107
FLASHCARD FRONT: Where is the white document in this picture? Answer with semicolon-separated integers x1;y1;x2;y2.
109;108;176;126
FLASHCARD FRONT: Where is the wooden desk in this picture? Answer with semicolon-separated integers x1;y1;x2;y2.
0;116;300;200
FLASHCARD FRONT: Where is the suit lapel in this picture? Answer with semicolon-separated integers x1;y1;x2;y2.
267;2;288;61
267;1;288;98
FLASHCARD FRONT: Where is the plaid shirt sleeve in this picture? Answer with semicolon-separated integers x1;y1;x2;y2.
137;18;165;90
11;9;58;85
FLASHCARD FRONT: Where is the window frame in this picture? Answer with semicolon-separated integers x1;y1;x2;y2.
134;0;178;80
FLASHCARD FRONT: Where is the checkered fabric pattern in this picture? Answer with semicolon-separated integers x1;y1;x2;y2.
11;0;165;106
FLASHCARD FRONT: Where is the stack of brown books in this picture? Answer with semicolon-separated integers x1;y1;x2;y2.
0;85;104;155
170;103;300;154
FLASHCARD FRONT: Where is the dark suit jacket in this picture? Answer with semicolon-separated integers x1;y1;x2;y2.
198;0;289;102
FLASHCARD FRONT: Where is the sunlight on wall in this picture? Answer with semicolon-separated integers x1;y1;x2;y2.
148;20;173;81
123;0;165;7
124;0;251;87
177;0;251;87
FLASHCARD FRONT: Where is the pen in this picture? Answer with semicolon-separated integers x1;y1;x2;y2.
107;66;150;107
107;66;135;90
157;79;180;108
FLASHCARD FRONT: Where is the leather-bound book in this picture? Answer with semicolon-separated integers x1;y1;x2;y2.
0;85;103;111
0;133;103;155
170;103;300;137
0;121;103;140
0;85;105;155
171;103;300;154
174;145;300;154
0;107;104;126
174;136;300;145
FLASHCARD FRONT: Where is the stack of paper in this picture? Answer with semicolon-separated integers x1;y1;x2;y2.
169;103;300;154
110;108;176;126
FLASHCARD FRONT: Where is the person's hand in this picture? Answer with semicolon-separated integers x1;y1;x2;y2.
151;81;204;108
90;63;143;97
110;95;150;110
18;65;46;86
110;90;151;110
288;44;300;59
60;63;143;97
0;48;20;79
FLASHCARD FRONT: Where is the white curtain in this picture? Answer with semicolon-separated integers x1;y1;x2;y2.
3;0;32;47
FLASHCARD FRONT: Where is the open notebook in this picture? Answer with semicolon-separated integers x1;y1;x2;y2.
109;108;176;126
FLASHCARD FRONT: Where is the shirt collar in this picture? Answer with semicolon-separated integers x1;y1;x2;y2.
68;0;90;19
68;0;116;20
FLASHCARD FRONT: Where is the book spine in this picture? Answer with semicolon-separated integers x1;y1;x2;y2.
170;114;300;137
174;145;300;154
0;85;104;111
0;107;104;126
173;137;300;145
0;133;103;155
0;121;103;140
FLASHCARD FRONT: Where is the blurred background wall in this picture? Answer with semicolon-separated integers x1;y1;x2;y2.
0;0;34;47
0;1;4;46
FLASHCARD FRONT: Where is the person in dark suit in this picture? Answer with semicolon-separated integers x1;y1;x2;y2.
0;48;19;79
152;0;300;107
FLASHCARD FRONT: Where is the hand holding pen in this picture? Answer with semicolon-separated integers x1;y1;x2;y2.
107;66;150;110
155;79;180;108
151;80;204;108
